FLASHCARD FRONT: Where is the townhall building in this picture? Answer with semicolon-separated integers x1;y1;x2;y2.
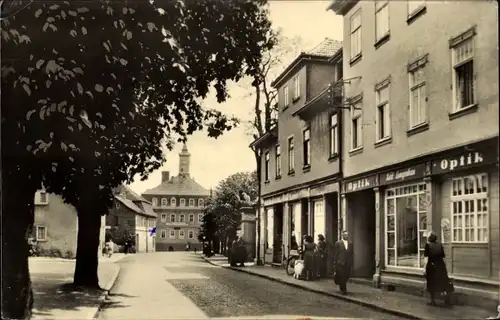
141;144;209;251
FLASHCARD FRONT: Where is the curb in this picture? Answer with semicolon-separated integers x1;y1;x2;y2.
90;263;122;319
200;254;423;320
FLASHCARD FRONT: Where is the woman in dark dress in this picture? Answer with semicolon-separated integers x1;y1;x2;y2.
424;231;451;306
303;235;317;281
316;234;327;278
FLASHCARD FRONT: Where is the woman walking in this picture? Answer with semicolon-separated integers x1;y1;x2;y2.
424;231;452;306
316;234;327;278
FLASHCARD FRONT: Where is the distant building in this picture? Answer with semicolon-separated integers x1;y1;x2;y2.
142;143;210;251
33;190;106;258
106;185;157;253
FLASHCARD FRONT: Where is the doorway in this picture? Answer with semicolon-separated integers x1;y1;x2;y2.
272;203;284;265
347;190;376;278
135;234;139;253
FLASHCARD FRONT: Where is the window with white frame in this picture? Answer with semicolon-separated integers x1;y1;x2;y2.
170;214;176;223
161;213;167;222
288;136;295;172
189;214;194;223
170;198;176;207
169;229;176;239
385;183;428;268
198;213;204;223
180;198;186;207
293;75;300;100
376;85;391;141
179;230;185;239
264;151;270;181
189;198;195;207
408;0;425;16
160;229;167;239
179;214;185;223
39;191;48;204
161;198;168;207
266;208;274;249
152;197;158;206
330;114;338;156
313;200;325;242
275;145;281;178
451;173;488;243
350;100;363;150
409;66;427;128
284;86;290;107
36;225;47;241
375;0;389;42
452;36;475;111
303;128;311;167
188;230;194;239
350;10;362;59
198;199;204;207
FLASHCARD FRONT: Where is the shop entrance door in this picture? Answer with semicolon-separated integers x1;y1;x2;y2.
272;204;284;265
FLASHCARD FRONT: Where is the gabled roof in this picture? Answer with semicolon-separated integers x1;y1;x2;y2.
142;175;210;197
114;185;151;204
115;196;143;215
271;38;342;88
305;38;342;57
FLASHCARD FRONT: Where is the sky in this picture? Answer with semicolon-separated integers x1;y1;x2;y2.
129;1;343;195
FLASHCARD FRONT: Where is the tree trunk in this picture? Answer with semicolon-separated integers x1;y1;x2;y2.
1;174;36;319
73;207;102;288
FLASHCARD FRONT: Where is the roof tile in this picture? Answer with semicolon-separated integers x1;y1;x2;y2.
142;175;210;197
305;37;342;57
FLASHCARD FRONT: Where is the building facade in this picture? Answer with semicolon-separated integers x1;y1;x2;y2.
329;0;498;306
251;39;344;272
106;185;157;253
33;190;107;258
142;144;209;251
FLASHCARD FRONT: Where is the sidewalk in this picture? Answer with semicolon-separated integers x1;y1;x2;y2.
201;255;495;320
30;254;126;319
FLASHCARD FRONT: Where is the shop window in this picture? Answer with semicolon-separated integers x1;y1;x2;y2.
266;208;274;250
385;183;427;269
451;173;488;243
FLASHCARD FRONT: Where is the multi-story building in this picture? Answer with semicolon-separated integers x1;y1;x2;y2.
328;0;498;307
251;38;343;271
106;185;157;253
142;144;209;251
32;190;107;258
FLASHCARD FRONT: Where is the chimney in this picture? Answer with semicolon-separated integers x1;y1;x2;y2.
161;171;170;183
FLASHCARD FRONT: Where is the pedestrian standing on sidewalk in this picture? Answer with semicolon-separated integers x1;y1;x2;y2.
316;234;327;278
303;235;317;281
333;230;353;294
424;231;452;306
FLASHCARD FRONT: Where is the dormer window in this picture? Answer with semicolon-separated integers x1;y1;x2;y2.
180;198;186;206
284;86;290;108
293;75;300;100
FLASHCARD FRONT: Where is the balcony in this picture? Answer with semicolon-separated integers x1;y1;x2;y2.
293;84;342;120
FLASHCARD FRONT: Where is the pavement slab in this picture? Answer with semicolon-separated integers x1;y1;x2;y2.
201;254;496;320
30;254;125;319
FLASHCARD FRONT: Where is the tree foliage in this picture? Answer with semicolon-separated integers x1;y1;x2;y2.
1;1;274;318
199;171;258;241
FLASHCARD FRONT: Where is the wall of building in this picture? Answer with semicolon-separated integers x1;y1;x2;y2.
341;1;498;177
105;202;136;245
34;193;78;257
262;62;341;197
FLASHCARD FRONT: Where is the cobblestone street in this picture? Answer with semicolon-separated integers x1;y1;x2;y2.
97;252;406;320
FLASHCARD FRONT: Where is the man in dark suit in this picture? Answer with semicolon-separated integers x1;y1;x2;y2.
334;230;353;294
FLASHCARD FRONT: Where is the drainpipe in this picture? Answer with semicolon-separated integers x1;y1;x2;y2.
337;86;344;240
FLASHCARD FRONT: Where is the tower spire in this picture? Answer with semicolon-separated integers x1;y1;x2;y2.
178;142;191;177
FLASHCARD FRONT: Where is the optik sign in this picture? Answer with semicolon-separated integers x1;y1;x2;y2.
432;151;490;174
